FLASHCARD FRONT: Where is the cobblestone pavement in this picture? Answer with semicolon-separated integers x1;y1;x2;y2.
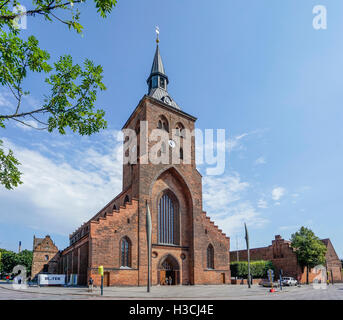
0;282;342;300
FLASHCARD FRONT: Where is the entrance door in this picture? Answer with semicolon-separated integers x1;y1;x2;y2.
221;273;226;284
159;270;166;285
158;255;180;285
103;272;110;287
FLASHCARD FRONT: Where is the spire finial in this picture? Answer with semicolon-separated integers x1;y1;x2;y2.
155;26;160;44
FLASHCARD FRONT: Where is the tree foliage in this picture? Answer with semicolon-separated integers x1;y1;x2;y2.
230;260;274;279
290;226;327;271
0;0;117;189
0;248;33;275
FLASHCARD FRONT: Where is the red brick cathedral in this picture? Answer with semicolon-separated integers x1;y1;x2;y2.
32;41;231;286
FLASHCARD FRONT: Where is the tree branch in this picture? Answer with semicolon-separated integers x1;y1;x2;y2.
29;114;49;126
50;11;70;26
0;1;82;21
0;0;11;10
12;117;48;130
0;106;49;119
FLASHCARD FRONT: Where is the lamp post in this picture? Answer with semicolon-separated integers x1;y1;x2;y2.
146;201;152;293
244;223;251;288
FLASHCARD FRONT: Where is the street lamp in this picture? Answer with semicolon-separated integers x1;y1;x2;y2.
244;223;251;288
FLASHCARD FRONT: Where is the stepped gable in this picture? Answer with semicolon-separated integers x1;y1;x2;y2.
69;186;133;244
202;211;230;240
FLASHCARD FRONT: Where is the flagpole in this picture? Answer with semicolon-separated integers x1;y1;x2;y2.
146;200;152;293
244;223;251;288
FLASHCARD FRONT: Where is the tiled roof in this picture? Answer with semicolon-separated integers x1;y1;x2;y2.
148;87;181;110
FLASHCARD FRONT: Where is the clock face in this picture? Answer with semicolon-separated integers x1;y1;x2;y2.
163;96;172;105
168;140;176;148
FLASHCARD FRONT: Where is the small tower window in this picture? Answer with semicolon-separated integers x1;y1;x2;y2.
152;76;158;88
160;77;165;89
180;148;183;160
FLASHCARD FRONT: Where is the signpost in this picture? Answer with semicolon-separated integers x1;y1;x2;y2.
279;269;283;290
98;265;104;296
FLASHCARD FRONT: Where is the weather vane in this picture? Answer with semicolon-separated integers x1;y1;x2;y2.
155;26;160;43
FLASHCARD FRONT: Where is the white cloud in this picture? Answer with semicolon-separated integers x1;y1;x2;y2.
202;172;268;237
227;129;268;153
254;156;266;165
227;133;248;152
0;91;14;110
257;199;268;209
0;131;123;236
214;202;268;237
202;173;249;211
279;225;299;231
272;187;286;201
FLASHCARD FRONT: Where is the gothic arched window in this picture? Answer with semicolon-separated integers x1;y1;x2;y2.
120;237;131;267
158;192;179;245
207;244;214;269
175;123;185;138
157;115;169;132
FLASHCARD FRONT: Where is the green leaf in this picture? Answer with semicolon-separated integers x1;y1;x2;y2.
0;140;23;190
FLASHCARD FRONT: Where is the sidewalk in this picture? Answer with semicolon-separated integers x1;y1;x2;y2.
0;281;308;300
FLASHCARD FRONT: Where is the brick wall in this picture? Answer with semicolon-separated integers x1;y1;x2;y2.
31;235;60;278
230;235;342;283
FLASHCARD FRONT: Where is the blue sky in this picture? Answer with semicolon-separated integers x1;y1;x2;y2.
0;0;342;258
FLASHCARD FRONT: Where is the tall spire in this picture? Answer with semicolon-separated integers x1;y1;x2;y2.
149;45;166;77
146;27;180;110
147;27;169;92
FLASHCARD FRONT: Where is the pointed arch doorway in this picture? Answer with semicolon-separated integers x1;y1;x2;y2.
158;254;180;285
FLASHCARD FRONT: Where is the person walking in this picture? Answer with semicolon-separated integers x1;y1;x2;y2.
88;277;94;292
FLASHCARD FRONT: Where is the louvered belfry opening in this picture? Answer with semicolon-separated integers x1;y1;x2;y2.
158;191;179;245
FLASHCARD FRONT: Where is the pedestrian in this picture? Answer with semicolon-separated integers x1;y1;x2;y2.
6;275;9;283
88;277;94;292
168;276;172;285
